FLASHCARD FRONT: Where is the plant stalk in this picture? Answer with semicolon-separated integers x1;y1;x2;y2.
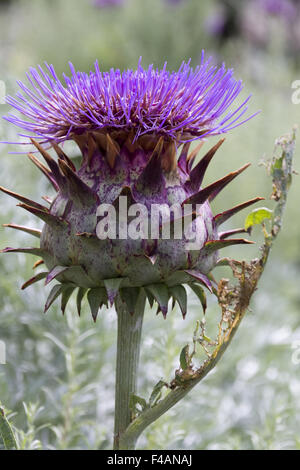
113;290;146;450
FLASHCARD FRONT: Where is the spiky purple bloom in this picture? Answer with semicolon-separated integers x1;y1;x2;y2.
4;54;255;145
1;55;260;321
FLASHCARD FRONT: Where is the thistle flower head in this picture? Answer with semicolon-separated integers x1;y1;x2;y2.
4;53;256;146
1;55;260;321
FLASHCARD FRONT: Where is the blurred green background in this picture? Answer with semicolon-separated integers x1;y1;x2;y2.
0;0;299;450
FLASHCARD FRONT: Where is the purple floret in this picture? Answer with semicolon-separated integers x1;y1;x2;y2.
4;52;257;144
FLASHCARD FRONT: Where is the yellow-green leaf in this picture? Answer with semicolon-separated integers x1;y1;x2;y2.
245;207;273;230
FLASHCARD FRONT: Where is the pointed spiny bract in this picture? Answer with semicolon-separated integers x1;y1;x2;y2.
87;288;108;322
44;285;64;313
51;142;76;172
219;228;247;240
17;203;67;228
187;138;225;191
33;259;44;270
169;285;187;318
104;278;123;306
0;186;47;212
3;223;41;238
58;159;98;204
178;142;191;173
31;139;64;186
106;134;120;169
21;272;48;290
4;55;257;145
61;286;76;315
186;141;205;170
208;163;251;202
45;266;68;285
27;152;59;191
184;270;213;292
133;138;165;195
1;246;45;256
204;238;255;255
183;163;251;205
76;287;87;317
214;197;264;226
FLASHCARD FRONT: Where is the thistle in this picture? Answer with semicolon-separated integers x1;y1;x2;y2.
1;55;260;321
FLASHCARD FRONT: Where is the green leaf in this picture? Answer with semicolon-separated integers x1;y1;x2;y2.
129;394;148;414
244;207;273;230
149;380;167;407
180;345;190;370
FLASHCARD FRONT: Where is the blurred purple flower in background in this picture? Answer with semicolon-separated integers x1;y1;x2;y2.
205;5;227;37
257;0;297;21
93;0;125;7
165;0;185;5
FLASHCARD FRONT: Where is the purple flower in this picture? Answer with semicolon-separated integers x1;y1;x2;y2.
256;0;297;21
1;54;260;320
164;0;185;5
4;53;257;145
93;0;125;7
205;7;227;37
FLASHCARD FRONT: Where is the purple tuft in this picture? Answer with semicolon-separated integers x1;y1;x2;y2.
4;53;257;145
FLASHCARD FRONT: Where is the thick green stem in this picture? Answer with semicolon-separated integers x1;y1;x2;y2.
113;290;146;450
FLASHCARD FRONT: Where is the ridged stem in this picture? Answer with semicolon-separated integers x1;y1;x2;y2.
113;290;146;450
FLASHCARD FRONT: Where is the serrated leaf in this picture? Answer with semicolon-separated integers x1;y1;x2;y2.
244;207;273;230
169;285;187;318
180;344;190;370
